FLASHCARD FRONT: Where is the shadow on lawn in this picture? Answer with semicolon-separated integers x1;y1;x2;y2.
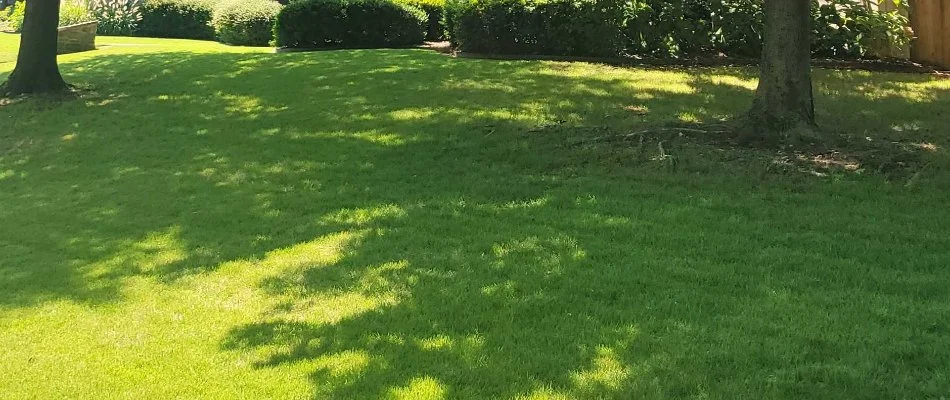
1;49;949;397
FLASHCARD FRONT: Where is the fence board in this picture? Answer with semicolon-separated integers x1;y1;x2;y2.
944;2;950;67
911;0;950;69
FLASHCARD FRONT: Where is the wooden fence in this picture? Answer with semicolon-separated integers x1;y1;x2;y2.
911;0;950;69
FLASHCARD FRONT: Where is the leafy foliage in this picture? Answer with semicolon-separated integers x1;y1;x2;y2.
393;0;445;40
212;0;281;46
60;0;94;26
7;0;94;32
138;0;216;39
812;0;911;58
4;0;23;31
88;0;144;36
449;0;911;59
451;0;624;57
274;0;426;49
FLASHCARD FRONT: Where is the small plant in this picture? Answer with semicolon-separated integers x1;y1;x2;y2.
88;0;144;35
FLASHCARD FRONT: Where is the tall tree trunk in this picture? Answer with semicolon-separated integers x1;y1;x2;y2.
1;0;68;96
743;0;816;143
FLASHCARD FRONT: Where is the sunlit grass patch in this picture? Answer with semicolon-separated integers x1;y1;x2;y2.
1;32;949;399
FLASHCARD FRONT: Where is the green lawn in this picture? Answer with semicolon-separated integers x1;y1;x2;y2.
2;32;949;399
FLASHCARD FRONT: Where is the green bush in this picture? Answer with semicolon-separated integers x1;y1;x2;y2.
811;0;911;58
138;0;216;39
450;0;625;57
274;0;426;49
394;0;444;40
622;0;761;58
449;0;910;60
7;0;94;32
450;0;535;54
6;0;24;31
535;0;625;57
212;0;281;46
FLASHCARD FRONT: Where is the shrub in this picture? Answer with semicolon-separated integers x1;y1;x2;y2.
811;0;911;59
450;0;537;54
394;0;444;40
710;0;763;57
450;0;625;57
274;0;426;49
88;0;144;36
8;0;93;32
212;0;281;46
6;0;23;31
535;0;625;57
443;0;464;43
138;0;216;39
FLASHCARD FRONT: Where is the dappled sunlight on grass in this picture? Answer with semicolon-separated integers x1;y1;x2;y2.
388;376;448;400
570;346;634;393
1;33;950;398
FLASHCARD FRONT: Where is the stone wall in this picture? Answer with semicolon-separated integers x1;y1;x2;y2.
57;21;97;55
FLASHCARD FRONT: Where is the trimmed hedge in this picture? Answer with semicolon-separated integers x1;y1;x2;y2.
274;0;426;49
448;0;912;60
213;0;281;46
450;0;623;57
138;0;216;40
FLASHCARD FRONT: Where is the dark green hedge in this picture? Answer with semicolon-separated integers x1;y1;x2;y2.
138;0;216;40
274;0;426;49
449;0;623;57
448;0;911;60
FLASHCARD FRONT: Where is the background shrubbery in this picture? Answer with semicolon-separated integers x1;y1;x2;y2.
0;0;910;58
450;0;625;57
212;0;281;46
447;0;911;59
275;0;426;48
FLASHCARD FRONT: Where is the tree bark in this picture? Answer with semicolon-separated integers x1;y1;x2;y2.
1;0;68;96
743;0;816;143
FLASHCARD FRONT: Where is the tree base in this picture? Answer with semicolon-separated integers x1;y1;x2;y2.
737;110;821;147
0;74;70;97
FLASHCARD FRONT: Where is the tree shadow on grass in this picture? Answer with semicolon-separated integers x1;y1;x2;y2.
1;49;949;397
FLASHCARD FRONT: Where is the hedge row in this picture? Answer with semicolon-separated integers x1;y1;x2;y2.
274;0;426;49
446;0;912;59
113;0;434;47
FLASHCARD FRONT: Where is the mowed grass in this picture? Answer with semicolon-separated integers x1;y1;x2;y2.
2;32;950;399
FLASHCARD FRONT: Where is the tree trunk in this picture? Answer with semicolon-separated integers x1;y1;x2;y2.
0;0;68;96
743;0;816;143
